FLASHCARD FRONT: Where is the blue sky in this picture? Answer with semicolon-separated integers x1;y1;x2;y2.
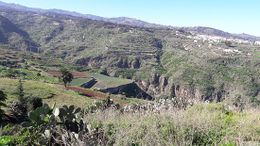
1;0;260;36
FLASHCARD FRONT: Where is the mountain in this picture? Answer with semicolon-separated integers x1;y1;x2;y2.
233;33;260;41
0;1;165;29
181;26;260;41
0;15;39;52
0;1;259;102
0;0;259;41
106;17;167;28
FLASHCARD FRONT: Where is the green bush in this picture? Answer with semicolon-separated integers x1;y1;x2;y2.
0;136;14;146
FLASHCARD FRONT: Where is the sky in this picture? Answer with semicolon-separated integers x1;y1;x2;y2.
1;0;260;36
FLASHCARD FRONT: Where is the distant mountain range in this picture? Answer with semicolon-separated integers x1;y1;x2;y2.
0;0;259;41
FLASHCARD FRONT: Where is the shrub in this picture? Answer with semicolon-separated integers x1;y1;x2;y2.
0;90;7;122
29;97;43;110
0;136;14;145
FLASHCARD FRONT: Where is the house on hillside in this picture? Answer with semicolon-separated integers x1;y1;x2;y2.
255;41;260;45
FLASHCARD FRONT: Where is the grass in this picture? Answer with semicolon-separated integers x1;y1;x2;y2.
0;78;94;108
67;71;134;89
66;86;146;106
256;51;260;58
85;103;260;146
70;77;93;86
43;88;94;108
0;65;59;84
91;73;133;89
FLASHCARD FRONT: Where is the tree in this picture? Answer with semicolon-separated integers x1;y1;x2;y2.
0;90;7;122
60;68;74;87
10;79;28;118
17;79;25;103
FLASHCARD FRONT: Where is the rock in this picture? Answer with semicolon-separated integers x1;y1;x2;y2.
149;73;160;86
147;84;159;95
131;58;141;69
165;77;175;96
159;75;168;93
117;57;129;68
137;80;150;91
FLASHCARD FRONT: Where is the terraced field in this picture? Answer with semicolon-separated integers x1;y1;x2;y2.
91;73;133;89
70;77;93;86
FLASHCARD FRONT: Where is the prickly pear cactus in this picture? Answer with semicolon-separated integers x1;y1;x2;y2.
59;105;81;123
28;104;52;125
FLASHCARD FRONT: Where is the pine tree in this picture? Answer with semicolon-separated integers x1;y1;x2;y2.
10;79;28;118
17;79;26;103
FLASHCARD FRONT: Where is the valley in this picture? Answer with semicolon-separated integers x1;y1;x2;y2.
0;7;258;104
0;1;259;145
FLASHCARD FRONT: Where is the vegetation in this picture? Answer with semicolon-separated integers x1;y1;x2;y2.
0;65;59;83
16;79;25;103
70;77;93;86
85;103;260;146
0;78;94;108
91;73;133;89
0;90;7;123
10;79;28;119
0;3;259;145
1;97;259;145
60;68;74;87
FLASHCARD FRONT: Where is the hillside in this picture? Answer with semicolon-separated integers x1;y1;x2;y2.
0;1;260;41
0;1;259;146
0;15;39;52
0;2;259;105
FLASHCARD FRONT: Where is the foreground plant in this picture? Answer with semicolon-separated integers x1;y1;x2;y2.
0;90;7;123
5;104;108;145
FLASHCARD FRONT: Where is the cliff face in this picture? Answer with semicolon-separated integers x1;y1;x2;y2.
100;82;153;100
136;73;229;102
76;52;258;103
75;52;154;70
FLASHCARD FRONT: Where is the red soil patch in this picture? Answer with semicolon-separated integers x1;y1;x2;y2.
47;70;88;78
67;86;107;99
66;86;128;106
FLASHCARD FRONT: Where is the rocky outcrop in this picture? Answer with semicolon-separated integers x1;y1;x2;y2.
116;57;129;68
76;56;227;102
100;82;153;100
136;73;226;102
116;57;142;69
131;58;141;69
75;56;107;68
76;56;142;69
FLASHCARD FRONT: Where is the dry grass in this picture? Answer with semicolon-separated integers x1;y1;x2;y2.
85;103;260;146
